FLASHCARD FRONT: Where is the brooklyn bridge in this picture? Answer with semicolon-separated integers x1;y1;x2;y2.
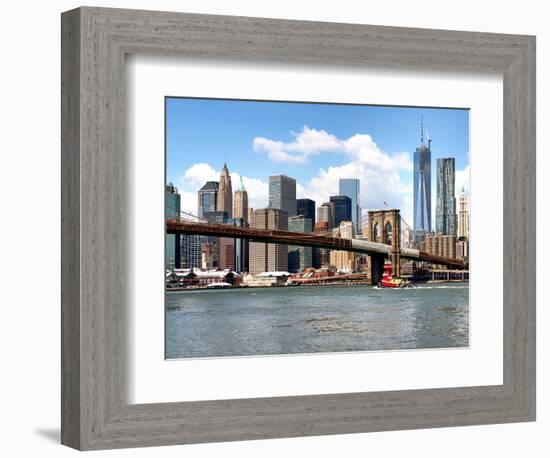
167;208;465;285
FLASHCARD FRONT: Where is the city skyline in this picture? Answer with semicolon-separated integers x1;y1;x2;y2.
166;98;470;227
164;99;470;360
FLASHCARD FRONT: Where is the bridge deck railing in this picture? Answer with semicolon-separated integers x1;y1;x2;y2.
166;219;465;269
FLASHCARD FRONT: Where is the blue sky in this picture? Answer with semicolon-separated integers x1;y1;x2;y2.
166;97;469;225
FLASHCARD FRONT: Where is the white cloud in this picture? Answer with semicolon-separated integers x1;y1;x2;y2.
179;165;270;215
183;163;218;189
254;126;412;171
253;126;343;164
455;163;470;198
261;127;414;224
179;128;419;224
179;191;198;216
300;161;414;226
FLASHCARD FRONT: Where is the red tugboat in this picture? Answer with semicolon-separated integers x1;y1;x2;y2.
379;262;412;288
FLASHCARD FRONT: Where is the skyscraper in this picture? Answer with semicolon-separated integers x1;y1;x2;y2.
339;178;361;234
269;175;296;217
218;236;236;271
180;234;207;269
419;233;457;259
413;119;432;242
247;207;254;226
330;195;352;228
196;182;220;267
165;183;181;269
197;181;219;218
288;215;313;272
233;176;249;224
317;202;334;229
217;163;233;218
249;208;288;274
203;210;229;269
436;157;457;235
296;198;316;227
231;178;249;272
314;221;331;267
458;186;469;239
233;218;249;273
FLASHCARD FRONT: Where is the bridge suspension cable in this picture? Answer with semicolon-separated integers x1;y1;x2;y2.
166;206;207;223
168;205;419;250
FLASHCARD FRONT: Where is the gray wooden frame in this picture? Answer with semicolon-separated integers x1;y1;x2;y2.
61;6;536;451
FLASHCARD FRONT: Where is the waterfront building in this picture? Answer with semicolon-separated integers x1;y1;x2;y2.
241;272;290;287
165;183;181;269
317;202;334;229
329;220;356;273
339;178;361;234
233;176;249;224
217;163;233;218
288;215;313;272
269;174;296;217
413;119;432;242
167;268;240;288
197;181;219;218
296;198;316;227
436;157;457;235
458;186;470;239
249;208;288;274
330;195;352;228
419;233;457;259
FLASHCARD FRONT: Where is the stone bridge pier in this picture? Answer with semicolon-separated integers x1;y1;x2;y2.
368;209;401;284
369;253;385;285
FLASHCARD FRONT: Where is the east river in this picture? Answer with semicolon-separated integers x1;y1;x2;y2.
165;284;469;359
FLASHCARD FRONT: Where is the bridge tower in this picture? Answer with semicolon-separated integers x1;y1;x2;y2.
368;209;401;282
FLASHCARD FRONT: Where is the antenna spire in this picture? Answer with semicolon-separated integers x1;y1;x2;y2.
420;115;424;145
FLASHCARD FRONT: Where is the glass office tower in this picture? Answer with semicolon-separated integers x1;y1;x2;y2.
165;183;181;270
269;175;296;217
296;198;316;227
338;178;360;234
197;181;219;218
435;157;457;235
413;128;432;242
329;195;352;228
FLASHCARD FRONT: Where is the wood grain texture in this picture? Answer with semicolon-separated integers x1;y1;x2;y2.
61;6;536;450
60;7;81;450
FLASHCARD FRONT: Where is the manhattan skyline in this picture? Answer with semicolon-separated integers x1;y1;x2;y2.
166;97;469;226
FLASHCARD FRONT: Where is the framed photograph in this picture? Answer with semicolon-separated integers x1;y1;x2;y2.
61;6;536;450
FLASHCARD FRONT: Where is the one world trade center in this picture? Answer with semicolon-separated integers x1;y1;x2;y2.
413;118;432;242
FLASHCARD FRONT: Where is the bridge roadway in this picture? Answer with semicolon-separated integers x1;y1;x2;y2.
166;220;465;269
